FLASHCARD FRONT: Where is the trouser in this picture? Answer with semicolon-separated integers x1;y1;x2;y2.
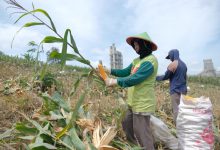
171;93;181;125
122;108;155;150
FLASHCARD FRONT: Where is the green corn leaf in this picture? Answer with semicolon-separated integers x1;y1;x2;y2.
60;29;69;69
94;78;105;85
15;9;57;32
87;70;94;84
23;22;44;27
69;31;79;54
69;128;86;150
42;122;50;131
18;113;74;148
34;9;57;32
65;54;77;61
69;77;81;97
14;12;31;24
62;136;74;147
84;132;97;150
40;134;54;144
15;122;38;135
51;92;71;112
49;51;62;60
51;29;90;69
56;91;87;140
18;113;50;136
11;22;43;48
29;142;57;150
60;29;90;69
35;135;44;146
39;62;48;81
49;111;65;120
66;54;90;65
41;36;63;44
18;135;35;140
71;91;87;122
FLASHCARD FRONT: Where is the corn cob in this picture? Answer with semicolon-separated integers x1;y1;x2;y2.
98;64;108;80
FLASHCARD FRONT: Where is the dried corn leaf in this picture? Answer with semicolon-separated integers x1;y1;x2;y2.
76;118;94;131
99;145;119;150
99;127;117;146
93;119;102;148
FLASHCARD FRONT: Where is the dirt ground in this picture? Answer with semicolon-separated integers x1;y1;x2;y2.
0;61;220;149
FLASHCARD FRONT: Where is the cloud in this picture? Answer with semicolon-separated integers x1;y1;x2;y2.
122;0;220;74
33;0;104;47
0;23;63;62
0;23;44;55
1;0;220;74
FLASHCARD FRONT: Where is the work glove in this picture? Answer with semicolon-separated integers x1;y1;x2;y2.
105;68;111;74
105;78;117;86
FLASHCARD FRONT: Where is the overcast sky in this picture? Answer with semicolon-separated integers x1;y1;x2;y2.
0;0;220;75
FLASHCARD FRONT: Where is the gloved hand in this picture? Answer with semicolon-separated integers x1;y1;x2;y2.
105;78;117;86
104;68;111;74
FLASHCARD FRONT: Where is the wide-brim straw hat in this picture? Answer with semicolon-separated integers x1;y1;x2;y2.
126;32;158;51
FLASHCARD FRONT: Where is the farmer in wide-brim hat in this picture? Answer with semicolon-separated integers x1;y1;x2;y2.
105;32;158;150
126;32;158;51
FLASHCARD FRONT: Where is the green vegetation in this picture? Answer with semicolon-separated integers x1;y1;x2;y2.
0;0;122;149
0;0;219;149
188;76;220;86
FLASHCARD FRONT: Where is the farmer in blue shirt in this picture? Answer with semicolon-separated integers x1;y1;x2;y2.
156;49;187;125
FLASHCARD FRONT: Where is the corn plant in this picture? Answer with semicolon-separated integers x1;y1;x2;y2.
188;76;220;87
0;1;142;149
6;0;96;72
1;0;101;149
0;66;93;149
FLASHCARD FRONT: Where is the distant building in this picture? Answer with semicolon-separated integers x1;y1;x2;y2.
99;60;103;65
109;44;123;69
216;71;220;77
199;59;216;77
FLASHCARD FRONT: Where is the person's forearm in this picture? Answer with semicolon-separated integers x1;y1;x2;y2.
117;61;154;87
111;63;132;77
156;70;173;81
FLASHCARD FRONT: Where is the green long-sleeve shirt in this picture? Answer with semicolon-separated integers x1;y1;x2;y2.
111;62;154;87
110;54;158;113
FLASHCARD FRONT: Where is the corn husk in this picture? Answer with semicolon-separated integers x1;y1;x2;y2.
92;120;118;150
99;145;119;150
76;118;94;131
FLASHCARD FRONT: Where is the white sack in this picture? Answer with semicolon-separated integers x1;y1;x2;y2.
176;95;214;150
150;115;178;150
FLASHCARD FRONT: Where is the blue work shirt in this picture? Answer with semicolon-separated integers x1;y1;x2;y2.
156;49;187;94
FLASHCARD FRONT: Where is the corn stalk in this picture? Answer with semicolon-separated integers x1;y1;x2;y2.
6;0;98;73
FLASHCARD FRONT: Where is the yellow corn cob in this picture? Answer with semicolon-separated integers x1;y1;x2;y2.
184;95;194;100
98;64;108;80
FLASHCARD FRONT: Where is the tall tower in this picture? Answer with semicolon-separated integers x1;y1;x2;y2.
109;44;123;69
200;59;216;77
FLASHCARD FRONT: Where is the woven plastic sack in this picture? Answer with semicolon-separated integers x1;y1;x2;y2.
176;95;214;150
150;115;178;150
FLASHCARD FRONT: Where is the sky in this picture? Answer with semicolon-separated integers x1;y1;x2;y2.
0;0;220;75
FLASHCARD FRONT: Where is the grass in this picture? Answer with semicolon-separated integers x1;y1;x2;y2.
0;54;220;149
188;76;220;87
